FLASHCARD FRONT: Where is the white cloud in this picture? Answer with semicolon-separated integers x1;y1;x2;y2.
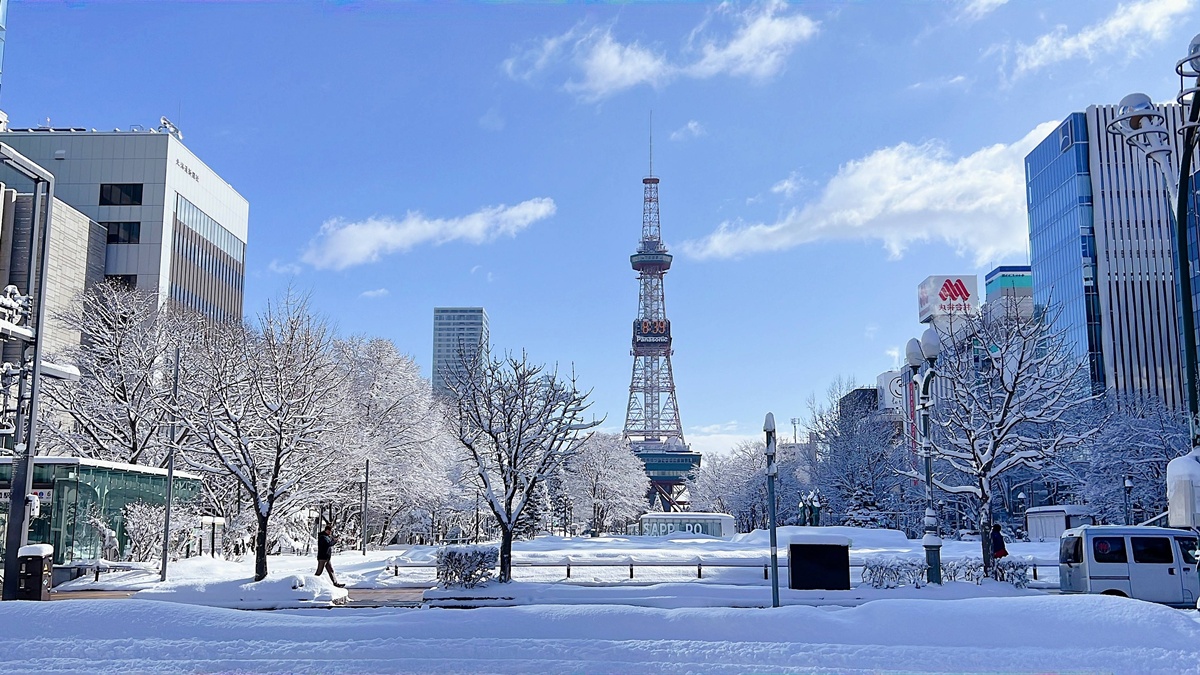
564;29;674;101
359;288;389;299
687;431;761;457
682;121;1059;265
885;347;901;369
693;420;739;434
268;259;302;275
685;0;819;80
864;324;879;340
769;171;810;198
959;0;1009;21
504;1;817;101
478;107;505;132
670;120;706;141
908;74;968;91
1013;0;1193;76
302;198;556;271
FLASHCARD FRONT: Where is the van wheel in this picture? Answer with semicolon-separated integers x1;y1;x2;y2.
1101;590;1128;598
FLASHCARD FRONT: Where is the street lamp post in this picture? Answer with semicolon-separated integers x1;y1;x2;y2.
1;144;57;602
906;326;943;584
763;412;780;608
1108;36;1200;454
1124;477;1134;525
359;460;370;556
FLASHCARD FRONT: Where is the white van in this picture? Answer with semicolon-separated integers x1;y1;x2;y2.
1059;525;1200;607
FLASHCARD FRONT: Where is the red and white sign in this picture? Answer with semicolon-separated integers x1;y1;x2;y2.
918;275;977;323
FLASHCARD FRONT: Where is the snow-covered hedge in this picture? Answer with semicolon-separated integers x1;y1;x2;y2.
436;545;498;588
942;557;1030;588
862;556;1030;589
861;556;927;588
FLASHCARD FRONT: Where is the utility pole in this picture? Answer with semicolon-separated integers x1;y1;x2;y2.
160;346;180;582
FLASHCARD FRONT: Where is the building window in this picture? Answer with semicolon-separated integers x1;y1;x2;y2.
104;274;137;289
99;183;143;206
103;222;140;245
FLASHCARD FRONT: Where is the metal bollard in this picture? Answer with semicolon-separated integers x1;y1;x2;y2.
1033;565;1038;580
393;564;398;577
566;563;571;579
629;563;634;579
697;563;703;579
764;564;769;580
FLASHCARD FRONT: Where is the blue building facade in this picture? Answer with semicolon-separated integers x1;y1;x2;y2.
1026;106;1186;406
1026;113;1104;390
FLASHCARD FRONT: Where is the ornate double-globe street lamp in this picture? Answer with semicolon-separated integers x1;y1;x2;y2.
1108;35;1200;451
906;326;943;584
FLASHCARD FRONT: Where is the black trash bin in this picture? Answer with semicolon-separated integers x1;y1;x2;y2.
16;544;53;600
788;539;850;590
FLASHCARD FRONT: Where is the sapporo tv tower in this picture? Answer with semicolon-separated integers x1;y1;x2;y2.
622;152;701;512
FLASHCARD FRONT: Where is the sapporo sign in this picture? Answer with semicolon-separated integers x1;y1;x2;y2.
641;515;723;537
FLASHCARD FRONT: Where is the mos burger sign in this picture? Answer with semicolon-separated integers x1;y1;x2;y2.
918;275;977;323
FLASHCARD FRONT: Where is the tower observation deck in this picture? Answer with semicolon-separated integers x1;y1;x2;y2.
623;173;700;512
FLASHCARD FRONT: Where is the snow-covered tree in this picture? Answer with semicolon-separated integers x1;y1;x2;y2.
180;292;347;580
923;299;1096;567
806;378;916;529
1048;393;1185;524
688;440;805;532
40;282;198;465
446;349;601;582
843;487;889;528
332;336;445;547
564;433;649;535
121;501;199;562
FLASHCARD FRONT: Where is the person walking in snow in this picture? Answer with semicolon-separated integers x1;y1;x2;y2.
991;523;1008;559
315;525;346;587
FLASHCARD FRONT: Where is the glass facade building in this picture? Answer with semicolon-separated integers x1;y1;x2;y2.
1026;113;1102;388
1026;106;1185;405
432;307;489;394
0;458;201;565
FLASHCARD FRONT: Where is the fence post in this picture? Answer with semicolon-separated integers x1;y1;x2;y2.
566;562;571;579
764;564;768;580
629;562;634;579
1033;564;1038;581
697;562;702;579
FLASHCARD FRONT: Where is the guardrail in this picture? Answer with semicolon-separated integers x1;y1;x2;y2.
386;557;1060;582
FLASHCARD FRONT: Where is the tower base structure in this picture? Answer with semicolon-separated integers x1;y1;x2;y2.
633;442;701;512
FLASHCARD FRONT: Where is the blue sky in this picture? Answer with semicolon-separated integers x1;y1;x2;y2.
2;0;1195;455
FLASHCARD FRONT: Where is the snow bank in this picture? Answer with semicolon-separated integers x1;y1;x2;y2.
134;573;347;609
1;594;1197;673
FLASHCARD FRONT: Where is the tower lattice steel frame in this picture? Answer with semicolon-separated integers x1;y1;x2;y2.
623;171;700;511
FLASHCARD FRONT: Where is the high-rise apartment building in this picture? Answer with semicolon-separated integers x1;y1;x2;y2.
432;307;489;393
0;124;248;322
1026;106;1184;405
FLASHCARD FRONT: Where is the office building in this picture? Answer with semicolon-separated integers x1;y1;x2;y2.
985;265;1034;319
0;123;248;322
1026;106;1184;405
432;307;489;393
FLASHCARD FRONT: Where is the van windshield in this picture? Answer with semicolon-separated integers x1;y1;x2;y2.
1060;536;1082;564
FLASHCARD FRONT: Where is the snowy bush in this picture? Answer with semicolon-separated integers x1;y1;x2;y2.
436;545;498;588
861;556;927;588
122;501;199;562
941;557;1029;588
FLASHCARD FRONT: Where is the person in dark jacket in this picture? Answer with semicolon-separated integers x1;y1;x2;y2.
991;524;1008;559
315;525;346;587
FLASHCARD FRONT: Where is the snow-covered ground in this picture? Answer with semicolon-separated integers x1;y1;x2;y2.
4;594;1199;673
25;527;1196;672
52;526;1058;591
